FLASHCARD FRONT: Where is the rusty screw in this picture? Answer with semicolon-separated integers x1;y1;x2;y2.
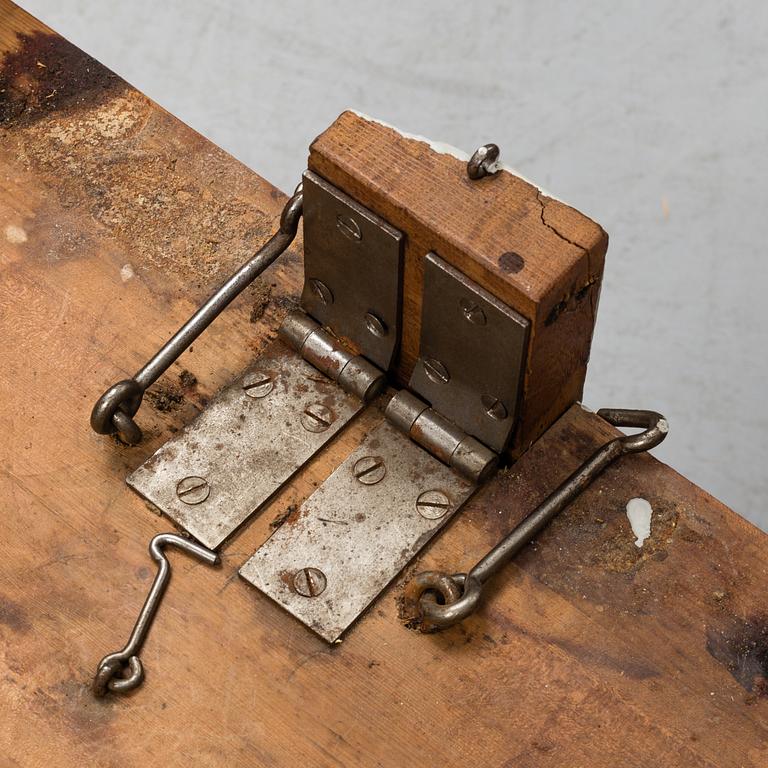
301;403;334;433
422;358;450;385
353;455;386;485
308;278;333;306
364;312;388;338
481;394;508;421
416;490;451;519
293;567;327;597
176;476;210;505
459;298;487;326
242;371;273;398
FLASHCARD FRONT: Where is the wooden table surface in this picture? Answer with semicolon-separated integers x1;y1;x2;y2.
1;3;767;766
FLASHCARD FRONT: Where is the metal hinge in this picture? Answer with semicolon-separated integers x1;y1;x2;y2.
239;256;529;642
115;169;530;642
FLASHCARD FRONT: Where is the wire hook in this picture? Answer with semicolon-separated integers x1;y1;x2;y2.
92;533;219;697
90;187;304;445
404;409;669;631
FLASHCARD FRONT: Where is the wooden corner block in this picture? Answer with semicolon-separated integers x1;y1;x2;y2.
308;110;608;456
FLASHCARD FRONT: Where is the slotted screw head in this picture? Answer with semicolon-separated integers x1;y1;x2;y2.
176;476;210;505
242;371;273;398
364;312;388;338
459;298;487;325
301;402;334;433
293;567;327;597
416;490;451;519
336;213;362;241
353;455;386;485
422;358;450;385
481;394;508;421
308;278;333;306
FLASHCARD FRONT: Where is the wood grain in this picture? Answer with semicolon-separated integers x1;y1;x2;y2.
1;3;767;766
309;112;608;457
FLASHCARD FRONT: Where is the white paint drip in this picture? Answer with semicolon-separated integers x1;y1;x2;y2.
120;263;135;282
349;109;564;203
4;224;28;244
626;498;653;548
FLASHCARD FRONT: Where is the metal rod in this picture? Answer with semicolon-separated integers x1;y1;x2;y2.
90;188;304;445
404;408;668;630
92;533;219;697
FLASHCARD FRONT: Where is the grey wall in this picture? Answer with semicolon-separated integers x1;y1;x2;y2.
19;1;768;529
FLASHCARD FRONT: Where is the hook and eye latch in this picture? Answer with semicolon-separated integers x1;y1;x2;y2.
92;533;220;697
403;408;669;631
90;187;304;446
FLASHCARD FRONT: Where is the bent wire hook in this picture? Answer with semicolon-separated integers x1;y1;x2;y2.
92;533;219;697
90;187;304;446
404;408;669;631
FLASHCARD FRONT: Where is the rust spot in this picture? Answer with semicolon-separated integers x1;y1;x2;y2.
270;505;296;530
498;251;525;274
0;596;31;634
179;369;197;389
145;385;184;413
0;31;126;126
707;614;768;696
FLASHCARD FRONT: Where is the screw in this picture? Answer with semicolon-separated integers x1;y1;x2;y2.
481;394;508;421
293;567;327;597
301;403;334;433
353;455;386;485
416;490;451;519
242;371;273;398
422;358;450;385
336;213;362;241
176;476;210;505
459;297;487;325
308;278;333;306
364;312;388;338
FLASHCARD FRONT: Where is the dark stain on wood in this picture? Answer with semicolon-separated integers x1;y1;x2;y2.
0;31;125;126
707;614;768;696
498;251;525;274
0;596;32;634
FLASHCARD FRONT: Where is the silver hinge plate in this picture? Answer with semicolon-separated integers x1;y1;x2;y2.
300;170;404;371
409;252;529;453
239;418;475;642
127;341;362;550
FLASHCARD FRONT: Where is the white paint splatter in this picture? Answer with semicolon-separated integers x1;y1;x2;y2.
626;498;653;548
120;263;135;282
349;109;565;203
4;224;28;244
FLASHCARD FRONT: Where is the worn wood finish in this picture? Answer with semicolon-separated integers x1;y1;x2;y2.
1;4;767;766
309;112;608;457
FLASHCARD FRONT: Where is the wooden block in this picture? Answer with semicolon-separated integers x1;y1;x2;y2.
309;111;608;457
